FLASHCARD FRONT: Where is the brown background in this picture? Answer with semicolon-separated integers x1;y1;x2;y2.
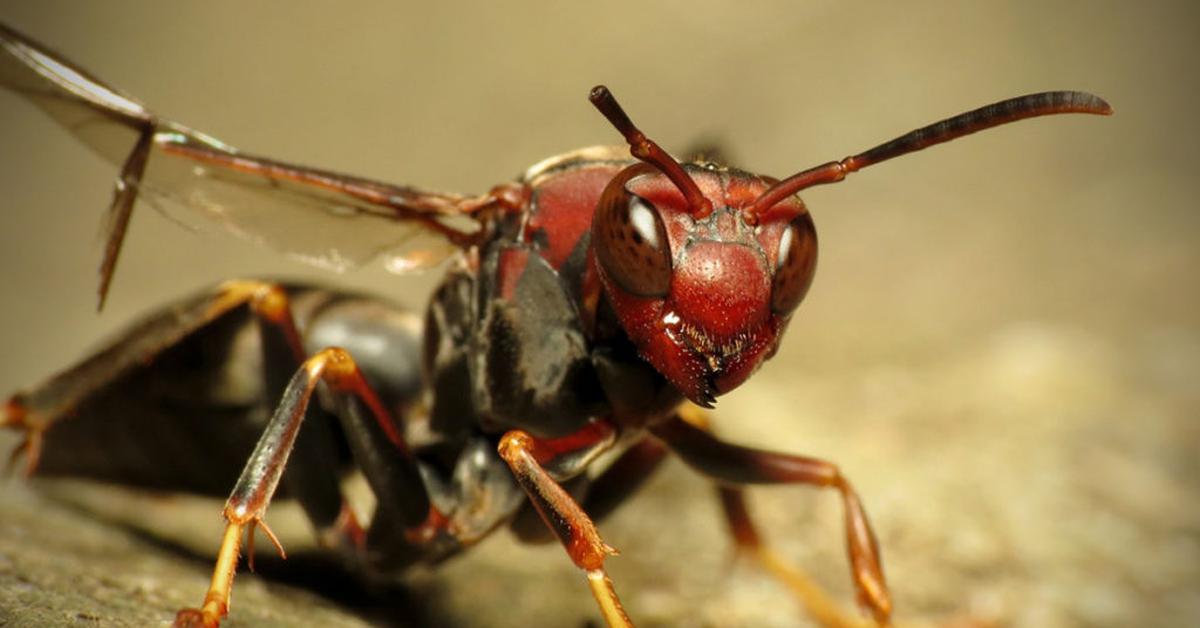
0;2;1196;627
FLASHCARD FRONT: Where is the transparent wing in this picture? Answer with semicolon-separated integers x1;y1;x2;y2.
0;22;484;308
138;132;479;273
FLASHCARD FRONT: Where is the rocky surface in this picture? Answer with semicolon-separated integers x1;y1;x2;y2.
2;314;1196;627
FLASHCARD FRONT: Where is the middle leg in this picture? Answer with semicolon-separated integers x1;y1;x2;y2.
174;345;435;628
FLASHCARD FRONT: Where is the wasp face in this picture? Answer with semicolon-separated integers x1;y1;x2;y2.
591;165;817;406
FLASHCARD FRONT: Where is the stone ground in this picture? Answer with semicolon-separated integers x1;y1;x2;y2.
1;315;1197;627
0;2;1197;627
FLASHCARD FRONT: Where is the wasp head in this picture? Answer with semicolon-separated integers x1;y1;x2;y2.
589;155;816;407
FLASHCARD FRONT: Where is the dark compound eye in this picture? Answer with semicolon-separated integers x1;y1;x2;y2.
593;190;672;297
770;211;818;315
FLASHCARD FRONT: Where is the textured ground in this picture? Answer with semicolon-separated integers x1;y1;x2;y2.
1;2;1197;627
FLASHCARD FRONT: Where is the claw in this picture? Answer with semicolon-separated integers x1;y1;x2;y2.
3;397;42;478
173;602;222;628
245;517;286;572
857;574;893;626
330;501;368;552
1;396;20;428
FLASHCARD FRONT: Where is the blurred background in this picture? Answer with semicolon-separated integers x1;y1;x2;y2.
0;2;1196;626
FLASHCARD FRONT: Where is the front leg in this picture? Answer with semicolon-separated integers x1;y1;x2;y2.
497;422;632;628
650;411;891;625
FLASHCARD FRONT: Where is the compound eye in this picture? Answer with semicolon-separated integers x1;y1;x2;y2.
770;212;818;315
593;190;672;297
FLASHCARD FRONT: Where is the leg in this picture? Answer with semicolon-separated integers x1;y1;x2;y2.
222;281;368;550
651;409;891;626
720;486;880;628
497;423;633;628
509;437;669;544
3;281;281;480
174;346;433;627
4;280;357;531
4;281;431;548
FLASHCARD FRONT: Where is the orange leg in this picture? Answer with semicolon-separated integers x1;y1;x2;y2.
723;483;1000;628
214;282;371;555
498;424;632;628
720;486;884;628
174;346;428;627
226;282;374;553
2;396;41;478
2;280;293;479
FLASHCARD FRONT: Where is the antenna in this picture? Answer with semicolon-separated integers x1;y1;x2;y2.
745;91;1112;223
589;85;713;218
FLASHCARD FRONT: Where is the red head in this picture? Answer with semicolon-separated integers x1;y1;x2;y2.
587;85;1111;407
588;86;816;406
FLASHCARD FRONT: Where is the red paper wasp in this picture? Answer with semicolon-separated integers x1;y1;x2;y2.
0;21;1110;628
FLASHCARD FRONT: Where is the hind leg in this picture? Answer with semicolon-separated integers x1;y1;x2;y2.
4;281;293;485
4;280;442;562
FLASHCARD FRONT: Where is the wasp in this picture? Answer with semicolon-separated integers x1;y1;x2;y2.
0;22;1110;628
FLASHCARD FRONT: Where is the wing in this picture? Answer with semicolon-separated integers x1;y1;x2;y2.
0;22;487;309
